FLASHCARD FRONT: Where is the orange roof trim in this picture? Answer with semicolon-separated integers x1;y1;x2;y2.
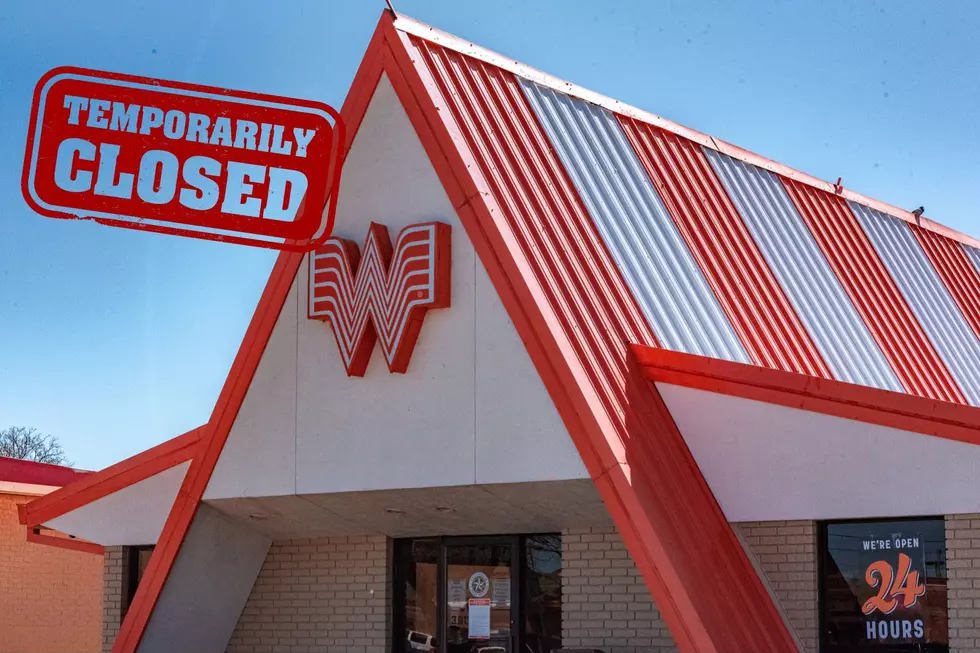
0;455;90;488
27;529;105;556
20;426;203;528
633;345;980;447
109;19;389;652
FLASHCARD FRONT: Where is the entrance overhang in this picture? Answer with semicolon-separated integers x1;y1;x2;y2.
207;480;611;540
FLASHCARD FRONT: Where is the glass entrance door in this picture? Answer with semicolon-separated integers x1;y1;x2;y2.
444;540;515;653
394;535;561;653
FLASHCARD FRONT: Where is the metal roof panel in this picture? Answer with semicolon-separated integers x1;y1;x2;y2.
618;117;830;377
404;34;795;648
782;180;964;403
851;202;980;405
519;79;750;363
390;13;980;252
706;151;902;391
914;229;980;344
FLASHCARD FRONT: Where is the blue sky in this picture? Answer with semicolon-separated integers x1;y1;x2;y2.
0;0;978;470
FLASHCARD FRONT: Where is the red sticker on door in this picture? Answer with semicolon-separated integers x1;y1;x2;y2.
22;66;345;251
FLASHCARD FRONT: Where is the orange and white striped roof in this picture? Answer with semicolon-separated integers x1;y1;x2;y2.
398;14;980;407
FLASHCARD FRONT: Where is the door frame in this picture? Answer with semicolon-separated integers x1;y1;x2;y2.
393;535;523;653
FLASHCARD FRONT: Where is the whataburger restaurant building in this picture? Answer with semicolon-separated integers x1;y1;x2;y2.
19;11;980;653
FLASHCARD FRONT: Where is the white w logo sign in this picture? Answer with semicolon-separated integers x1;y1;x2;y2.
308;221;451;376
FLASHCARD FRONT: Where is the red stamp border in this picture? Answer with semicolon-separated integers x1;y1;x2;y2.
22;66;346;252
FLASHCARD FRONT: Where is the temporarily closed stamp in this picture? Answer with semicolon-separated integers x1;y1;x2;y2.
22;67;345;251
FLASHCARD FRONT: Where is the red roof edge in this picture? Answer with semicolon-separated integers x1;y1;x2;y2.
392;20;795;651
20;426;203;528
26;529;105;556
633;345;980;446
0;456;90;489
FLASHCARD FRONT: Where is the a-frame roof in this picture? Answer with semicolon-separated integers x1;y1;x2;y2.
27;10;980;652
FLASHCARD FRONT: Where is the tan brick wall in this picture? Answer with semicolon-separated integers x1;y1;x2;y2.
102;545;129;653
736;521;818;653
0;492;102;653
226;535;390;653
561;523;818;653
946;514;980;652
93;518;967;651
561;527;676;652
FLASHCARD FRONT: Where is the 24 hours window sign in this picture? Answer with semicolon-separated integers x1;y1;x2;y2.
22;66;345;251
858;530;930;645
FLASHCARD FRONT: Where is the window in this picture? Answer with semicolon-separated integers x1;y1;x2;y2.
399;539;439;651
820;518;948;652
522;535;561;653
393;535;561;653
125;545;155;613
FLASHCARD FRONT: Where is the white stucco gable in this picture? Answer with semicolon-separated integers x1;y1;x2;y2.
204;73;586;501
47;461;190;546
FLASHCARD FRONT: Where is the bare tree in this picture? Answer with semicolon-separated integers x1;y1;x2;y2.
0;426;72;465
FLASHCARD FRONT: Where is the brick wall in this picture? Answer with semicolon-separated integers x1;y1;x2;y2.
102;545;129;653
561;527;675;652
226;535;390;653
736;521;819;653
95;517;972;651
946;514;980;652
561;523;818;653
0;492;102;653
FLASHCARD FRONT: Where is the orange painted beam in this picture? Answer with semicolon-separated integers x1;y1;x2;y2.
634;345;980;446
387;19;796;652
26;529;105;556
22;426;202;529
112;255;303;653
109;18;389;653
0;456;89;487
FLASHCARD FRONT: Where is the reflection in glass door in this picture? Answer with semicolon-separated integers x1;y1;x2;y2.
394;535;560;653
444;541;514;653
